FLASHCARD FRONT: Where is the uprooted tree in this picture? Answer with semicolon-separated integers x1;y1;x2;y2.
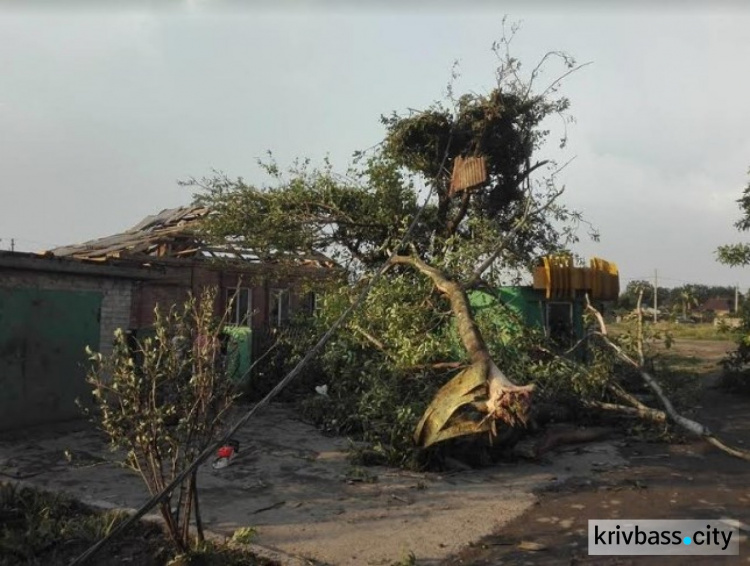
188;34;749;467
190;34;595;461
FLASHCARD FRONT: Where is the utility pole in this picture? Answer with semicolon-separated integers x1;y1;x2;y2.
654;269;658;323
10;238;14;252
736;283;740;313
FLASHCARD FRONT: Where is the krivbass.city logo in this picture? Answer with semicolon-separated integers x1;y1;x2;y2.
588;520;739;556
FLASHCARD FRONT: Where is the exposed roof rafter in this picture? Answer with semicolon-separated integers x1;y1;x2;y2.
48;205;336;269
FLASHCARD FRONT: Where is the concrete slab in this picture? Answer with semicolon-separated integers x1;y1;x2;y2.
0;404;625;565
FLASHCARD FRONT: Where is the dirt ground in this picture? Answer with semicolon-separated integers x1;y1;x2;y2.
443;339;750;565
1;339;748;565
0;406;622;566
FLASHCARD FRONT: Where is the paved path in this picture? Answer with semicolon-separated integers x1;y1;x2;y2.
0;404;624;565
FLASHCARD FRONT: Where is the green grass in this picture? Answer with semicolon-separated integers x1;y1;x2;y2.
609;322;731;341
0;481;163;566
658;322;732;341
0;482;275;566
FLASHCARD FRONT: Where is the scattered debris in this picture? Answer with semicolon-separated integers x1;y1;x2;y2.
251;501;285;515
517;540;547;551
390;494;411;504
230;526;258;545
212;439;240;470
343;466;378;484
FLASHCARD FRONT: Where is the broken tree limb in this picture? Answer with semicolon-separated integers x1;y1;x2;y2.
534;341;668;424
390;254;534;447
464;186;563;289
582;399;667;424
604;383;668;423
584;296;750;463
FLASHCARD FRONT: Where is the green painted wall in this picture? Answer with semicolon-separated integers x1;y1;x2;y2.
469;287;545;333
224;326;253;384
469;286;587;341
0;288;102;430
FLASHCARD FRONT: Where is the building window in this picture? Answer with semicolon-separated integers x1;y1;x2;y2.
226;287;252;326
270;288;290;327
302;291;317;316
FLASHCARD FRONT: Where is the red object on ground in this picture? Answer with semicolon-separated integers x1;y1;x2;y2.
217;445;235;459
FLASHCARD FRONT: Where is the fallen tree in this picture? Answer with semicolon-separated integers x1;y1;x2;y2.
192;31;595;458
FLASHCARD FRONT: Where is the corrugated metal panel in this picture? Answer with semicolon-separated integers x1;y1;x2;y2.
532;255;620;301
449;156;488;196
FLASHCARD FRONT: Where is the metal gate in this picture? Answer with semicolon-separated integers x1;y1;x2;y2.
0;288;102;430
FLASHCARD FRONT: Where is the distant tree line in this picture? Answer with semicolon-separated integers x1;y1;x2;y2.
616;281;741;318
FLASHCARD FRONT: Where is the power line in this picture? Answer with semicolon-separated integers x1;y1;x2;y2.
0;236;62;251
71;134;460;565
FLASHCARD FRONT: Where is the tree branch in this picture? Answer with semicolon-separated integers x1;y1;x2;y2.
446;190;472;236
465;185;564;287
585;295;750;462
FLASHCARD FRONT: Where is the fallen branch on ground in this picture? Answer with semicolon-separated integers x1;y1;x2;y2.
585;295;750;463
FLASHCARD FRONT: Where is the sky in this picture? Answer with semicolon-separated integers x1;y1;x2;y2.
1;1;750;290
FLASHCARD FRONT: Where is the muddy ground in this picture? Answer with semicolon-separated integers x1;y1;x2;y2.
443;339;750;565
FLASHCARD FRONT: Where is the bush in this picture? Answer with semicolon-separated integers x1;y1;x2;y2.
720;298;750;395
84;287;238;551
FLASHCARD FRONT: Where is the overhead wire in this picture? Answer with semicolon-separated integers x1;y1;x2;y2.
69;136;454;565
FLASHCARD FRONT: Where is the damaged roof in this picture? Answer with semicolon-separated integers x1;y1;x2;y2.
48;205;335;268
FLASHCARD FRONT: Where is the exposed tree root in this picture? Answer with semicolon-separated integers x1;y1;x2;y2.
390;254;534;447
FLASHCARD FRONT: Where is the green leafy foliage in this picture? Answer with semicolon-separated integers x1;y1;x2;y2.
717;170;750;267
230;526;258;545
192;156;420;269
84;288;238;551
287;282;631;468
715;169;750;393
720;297;750;395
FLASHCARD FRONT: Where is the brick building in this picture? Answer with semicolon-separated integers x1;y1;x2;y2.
0;206;336;430
49;206;337;333
0;252;157;430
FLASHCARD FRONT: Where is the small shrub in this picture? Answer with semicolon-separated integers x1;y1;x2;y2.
230;526;258;545
720;298;750;395
84;287;238;552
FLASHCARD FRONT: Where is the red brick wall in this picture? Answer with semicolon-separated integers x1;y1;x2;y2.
130;261;333;330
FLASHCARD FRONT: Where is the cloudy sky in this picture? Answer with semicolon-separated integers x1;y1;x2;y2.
1;2;749;289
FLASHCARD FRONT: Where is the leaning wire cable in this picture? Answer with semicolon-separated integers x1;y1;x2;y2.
69;137;453;565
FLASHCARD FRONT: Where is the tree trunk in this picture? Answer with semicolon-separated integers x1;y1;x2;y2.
390;254;534;447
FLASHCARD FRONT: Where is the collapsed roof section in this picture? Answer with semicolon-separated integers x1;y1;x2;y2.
47;205;336;269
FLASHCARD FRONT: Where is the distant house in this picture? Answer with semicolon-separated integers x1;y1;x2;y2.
699;297;734;317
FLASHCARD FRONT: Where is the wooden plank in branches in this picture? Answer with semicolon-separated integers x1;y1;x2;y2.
449;156;488;197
